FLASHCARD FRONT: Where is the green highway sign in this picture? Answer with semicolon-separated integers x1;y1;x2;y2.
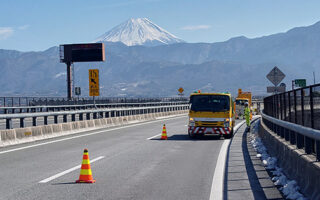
294;79;306;87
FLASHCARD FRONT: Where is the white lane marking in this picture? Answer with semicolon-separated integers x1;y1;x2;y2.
147;134;162;140
0;115;187;155
209;120;245;200
39;156;105;183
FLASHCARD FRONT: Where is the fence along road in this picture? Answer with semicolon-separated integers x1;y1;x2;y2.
263;83;320;159
0;104;189;130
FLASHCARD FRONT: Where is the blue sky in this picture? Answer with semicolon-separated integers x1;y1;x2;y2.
1;0;320;51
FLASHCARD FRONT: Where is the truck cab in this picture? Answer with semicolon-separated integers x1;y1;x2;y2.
188;93;235;139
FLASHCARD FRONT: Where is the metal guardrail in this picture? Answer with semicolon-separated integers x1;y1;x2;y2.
0;97;189;107
261;111;320;161
263;83;320;130
263;83;320;161
0;102;189;114
0;104;189;130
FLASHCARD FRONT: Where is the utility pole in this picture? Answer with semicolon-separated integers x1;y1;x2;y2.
313;71;316;85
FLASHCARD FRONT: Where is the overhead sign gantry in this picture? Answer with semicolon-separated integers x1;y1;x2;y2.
59;43;105;99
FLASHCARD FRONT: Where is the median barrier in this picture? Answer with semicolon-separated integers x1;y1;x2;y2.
30;126;43;138
71;122;80;130
79;121;87;129
61;123;72;133
41;125;53;137
0;110;188;147
259;119;320;200
15;128;32;140
100;118;107;126
0;129;16;145
106;118;112;125
87;120;95;128
51;124;62;134
94;119;102;127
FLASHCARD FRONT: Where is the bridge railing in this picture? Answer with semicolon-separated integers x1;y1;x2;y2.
263;83;320;160
0;97;189;107
0;101;189;114
264;83;320;130
0;104;190;130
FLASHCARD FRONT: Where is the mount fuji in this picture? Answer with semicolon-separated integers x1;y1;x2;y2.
94;18;185;46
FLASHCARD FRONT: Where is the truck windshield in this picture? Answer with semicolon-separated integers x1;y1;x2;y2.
236;99;248;105
190;95;230;112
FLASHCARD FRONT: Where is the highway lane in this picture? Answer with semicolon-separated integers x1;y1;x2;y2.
0;116;243;200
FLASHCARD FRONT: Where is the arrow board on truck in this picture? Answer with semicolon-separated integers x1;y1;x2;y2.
266;66;285;86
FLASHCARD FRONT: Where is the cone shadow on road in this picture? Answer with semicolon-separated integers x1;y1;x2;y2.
150;134;222;141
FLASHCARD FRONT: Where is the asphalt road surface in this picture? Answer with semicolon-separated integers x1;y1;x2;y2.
0;116;242;200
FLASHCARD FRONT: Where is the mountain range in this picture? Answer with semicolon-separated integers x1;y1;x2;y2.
0;18;319;97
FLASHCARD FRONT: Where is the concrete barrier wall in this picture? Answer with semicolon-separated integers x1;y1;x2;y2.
259;119;320;200
0;110;188;147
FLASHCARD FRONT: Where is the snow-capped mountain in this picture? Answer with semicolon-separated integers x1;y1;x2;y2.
94;18;184;46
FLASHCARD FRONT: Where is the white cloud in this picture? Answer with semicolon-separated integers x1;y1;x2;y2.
0;27;14;40
18;25;30;30
54;72;66;78
181;25;212;31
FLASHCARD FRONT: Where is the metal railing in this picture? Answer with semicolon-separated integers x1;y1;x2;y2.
263;83;320;160
0;96;189;107
261;111;320;161
0;104;189;130
264;83;320;130
0;102;189;114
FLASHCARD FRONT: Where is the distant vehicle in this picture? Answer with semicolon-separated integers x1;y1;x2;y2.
235;89;252;120
234;98;249;119
188;92;235;139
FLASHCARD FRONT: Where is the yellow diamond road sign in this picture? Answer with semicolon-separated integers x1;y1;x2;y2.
178;87;184;94
89;69;99;96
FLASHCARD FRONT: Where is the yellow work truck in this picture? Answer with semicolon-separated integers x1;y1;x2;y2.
235;89;252;120
188;92;235;139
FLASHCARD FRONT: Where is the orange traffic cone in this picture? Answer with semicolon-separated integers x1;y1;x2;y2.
161;124;168;140
76;149;96;183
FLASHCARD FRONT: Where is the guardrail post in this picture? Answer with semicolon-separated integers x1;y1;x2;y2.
296;133;304;149
44;116;48;125
289;130;295;145
32;117;37;126
54;116;58;124
284;127;288;140
305;137;313;154
294;90;297;123
301;89;304;126
63;115;67;123
316;141;320;161
71;114;76;121
310;86;314;129
20;118;25;128
288;92;291;122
